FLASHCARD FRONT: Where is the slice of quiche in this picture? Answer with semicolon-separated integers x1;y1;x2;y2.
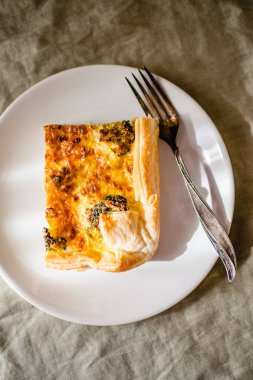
44;117;159;272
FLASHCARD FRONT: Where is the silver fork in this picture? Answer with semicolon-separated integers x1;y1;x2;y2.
126;67;237;282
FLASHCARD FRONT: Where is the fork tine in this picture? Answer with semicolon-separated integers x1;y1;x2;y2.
125;77;150;117
143;66;178;124
138;69;170;121
132;73;161;119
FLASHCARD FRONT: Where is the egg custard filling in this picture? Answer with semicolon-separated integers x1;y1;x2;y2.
44;117;159;272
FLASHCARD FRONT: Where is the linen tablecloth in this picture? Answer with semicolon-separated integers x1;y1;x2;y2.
1;1;253;378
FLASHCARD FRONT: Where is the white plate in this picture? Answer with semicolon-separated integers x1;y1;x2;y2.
0;65;234;326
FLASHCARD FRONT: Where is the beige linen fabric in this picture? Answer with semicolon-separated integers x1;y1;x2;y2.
1;0;253;379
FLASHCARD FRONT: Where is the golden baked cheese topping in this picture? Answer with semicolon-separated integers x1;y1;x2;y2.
45;121;138;262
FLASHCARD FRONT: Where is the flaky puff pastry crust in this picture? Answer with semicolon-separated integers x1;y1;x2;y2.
45;117;160;271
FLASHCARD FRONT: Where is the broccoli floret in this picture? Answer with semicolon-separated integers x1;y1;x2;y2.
104;195;128;211
43;228;66;250
87;195;128;230
88;202;111;227
99;121;135;156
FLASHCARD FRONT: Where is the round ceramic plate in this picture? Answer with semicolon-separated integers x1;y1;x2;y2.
0;65;234;325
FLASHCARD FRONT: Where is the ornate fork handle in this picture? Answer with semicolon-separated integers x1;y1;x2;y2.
175;149;237;282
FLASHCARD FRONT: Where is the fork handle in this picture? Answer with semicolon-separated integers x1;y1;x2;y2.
174;149;237;282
